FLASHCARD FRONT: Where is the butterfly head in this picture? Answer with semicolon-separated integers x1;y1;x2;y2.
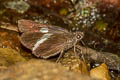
73;31;84;42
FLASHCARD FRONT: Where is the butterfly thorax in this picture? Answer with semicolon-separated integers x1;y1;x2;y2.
63;31;84;51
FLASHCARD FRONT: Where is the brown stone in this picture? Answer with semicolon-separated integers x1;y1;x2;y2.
0;59;93;80
90;63;112;80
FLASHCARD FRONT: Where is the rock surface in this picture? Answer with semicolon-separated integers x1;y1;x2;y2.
0;48;26;67
90;63;112;80
59;50;89;75
0;59;94;80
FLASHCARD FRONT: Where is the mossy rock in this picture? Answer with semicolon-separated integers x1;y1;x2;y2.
0;48;26;66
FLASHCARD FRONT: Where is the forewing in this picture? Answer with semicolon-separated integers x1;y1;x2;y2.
18;19;47;32
18;19;69;33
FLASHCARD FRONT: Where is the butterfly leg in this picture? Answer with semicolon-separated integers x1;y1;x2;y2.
73;43;79;59
73;44;85;72
80;40;88;63
75;45;86;63
56;49;64;63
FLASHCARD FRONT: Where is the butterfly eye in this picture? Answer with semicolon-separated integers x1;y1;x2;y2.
77;35;81;39
76;32;84;40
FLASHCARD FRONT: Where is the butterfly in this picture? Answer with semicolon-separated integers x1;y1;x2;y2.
18;19;84;59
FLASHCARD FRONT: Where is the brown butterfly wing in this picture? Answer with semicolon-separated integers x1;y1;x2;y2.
18;19;68;33
32;33;68;58
20;32;45;49
18;19;48;32
20;32;69;58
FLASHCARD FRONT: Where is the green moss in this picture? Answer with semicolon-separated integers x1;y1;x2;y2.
95;20;108;31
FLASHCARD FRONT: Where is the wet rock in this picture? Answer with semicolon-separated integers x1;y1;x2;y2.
0;48;26;67
5;0;30;13
0;28;33;59
89;0;120;9
0;59;94;80
59;50;89;75
0;28;20;50
0;22;18;32
27;0;51;7
76;45;120;71
116;75;120;80
90;63;112;80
